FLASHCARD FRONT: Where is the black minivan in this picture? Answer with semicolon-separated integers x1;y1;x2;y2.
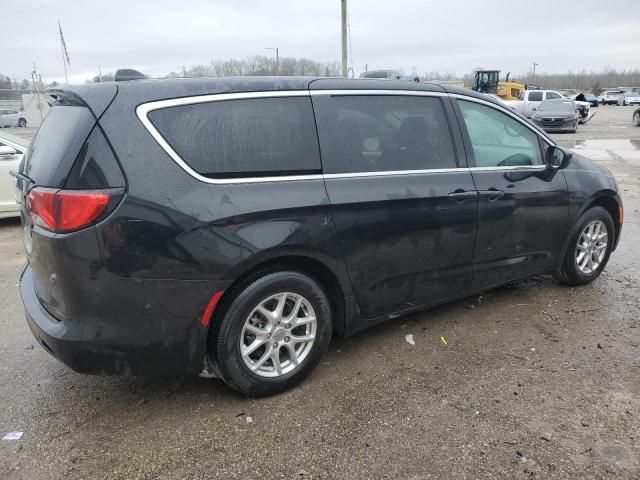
19;77;622;396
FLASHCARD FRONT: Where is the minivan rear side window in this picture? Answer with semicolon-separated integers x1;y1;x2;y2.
148;96;321;178
313;95;457;174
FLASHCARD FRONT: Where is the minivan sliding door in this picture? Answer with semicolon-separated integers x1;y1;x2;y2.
312;92;478;319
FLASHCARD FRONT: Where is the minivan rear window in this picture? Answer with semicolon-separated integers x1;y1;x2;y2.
25;105;95;187
148;96;321;178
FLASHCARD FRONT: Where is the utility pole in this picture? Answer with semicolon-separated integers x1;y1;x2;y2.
98;66;102;82
266;47;279;74
182;66;187;78
32;62;43;122
341;0;348;77
532;62;539;76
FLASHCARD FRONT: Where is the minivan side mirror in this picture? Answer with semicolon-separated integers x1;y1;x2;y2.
0;146;18;157
545;145;571;170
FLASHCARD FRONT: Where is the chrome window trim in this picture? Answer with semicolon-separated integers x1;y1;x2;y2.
468;165;546;172
136;89;550;185
310;89;447;97
449;93;555;146
323;168;467;180
136;90;318;185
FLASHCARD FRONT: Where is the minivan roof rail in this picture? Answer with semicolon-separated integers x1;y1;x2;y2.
115;69;147;81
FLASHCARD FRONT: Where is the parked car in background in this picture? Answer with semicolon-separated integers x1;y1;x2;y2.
505;90;590;119
0;130;27;218
0;109;27;127
19;77;622;396
574;93;599;107
360;70;420;82
633;107;640;126
617;92;640;106
531;99;579;133
600;90;624;105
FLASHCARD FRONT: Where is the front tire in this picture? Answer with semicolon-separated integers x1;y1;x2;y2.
17;118;26;127
556;207;614;286
210;271;332;397
633;111;640;126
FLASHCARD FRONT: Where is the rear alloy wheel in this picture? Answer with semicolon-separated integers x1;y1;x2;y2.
556;206;614;286
240;292;317;377
633;111;640;127
211;271;332;396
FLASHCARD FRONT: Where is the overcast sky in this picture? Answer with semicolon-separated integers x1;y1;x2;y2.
2;0;640;84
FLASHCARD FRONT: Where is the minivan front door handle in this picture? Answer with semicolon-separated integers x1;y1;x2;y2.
448;190;479;203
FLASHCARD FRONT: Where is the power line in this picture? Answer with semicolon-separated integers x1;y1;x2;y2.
4;0;87;17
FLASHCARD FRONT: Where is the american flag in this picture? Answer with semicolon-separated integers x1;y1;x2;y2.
58;21;70;65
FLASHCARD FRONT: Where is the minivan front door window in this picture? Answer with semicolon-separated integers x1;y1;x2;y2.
458;100;543;168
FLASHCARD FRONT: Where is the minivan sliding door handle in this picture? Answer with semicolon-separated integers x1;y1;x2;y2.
448;190;478;202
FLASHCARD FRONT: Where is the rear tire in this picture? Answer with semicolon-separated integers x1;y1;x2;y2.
210;271;332;397
555;207;614;286
17;118;26;127
633;111;640;127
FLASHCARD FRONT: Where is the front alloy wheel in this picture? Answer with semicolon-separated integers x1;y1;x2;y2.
556;206;614;286
575;220;608;274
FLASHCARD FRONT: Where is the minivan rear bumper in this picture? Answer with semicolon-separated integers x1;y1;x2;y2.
20;264;209;376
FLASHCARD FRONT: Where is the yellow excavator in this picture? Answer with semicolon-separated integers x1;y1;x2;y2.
472;69;525;101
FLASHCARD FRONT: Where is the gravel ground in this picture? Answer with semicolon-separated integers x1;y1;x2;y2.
1;106;639;479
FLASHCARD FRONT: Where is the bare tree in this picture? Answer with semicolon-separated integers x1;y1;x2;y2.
164;55;340;79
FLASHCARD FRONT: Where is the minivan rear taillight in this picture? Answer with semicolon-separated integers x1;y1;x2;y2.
27;187;115;233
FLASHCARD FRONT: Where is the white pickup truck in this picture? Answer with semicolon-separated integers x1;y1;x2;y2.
503;90;591;119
